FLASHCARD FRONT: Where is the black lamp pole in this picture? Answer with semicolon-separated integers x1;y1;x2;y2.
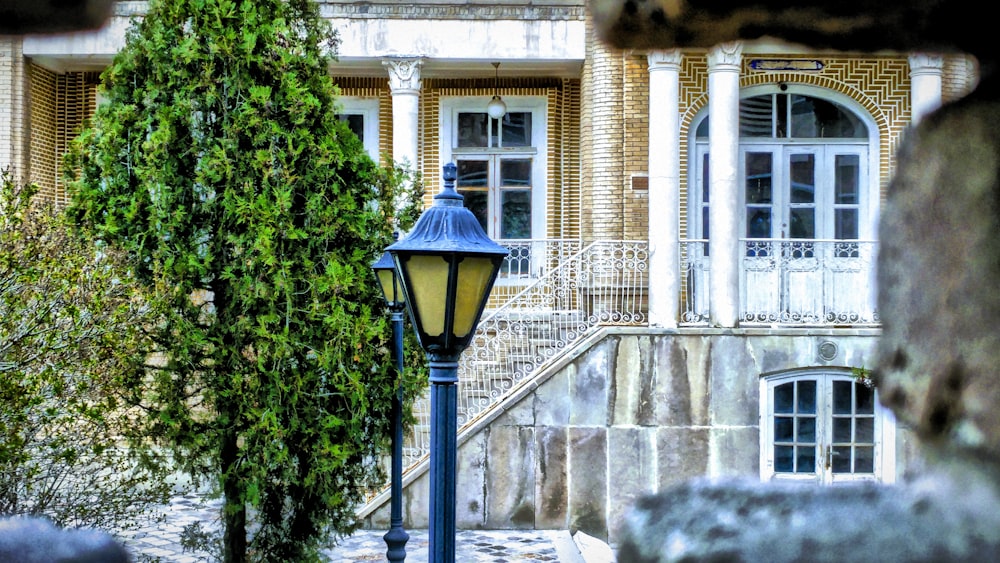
386;163;508;563
372;247;410;562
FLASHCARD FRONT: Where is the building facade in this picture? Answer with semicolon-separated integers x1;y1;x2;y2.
0;0;980;545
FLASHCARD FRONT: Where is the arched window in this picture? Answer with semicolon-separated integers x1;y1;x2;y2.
691;89;874;242
759;369;896;484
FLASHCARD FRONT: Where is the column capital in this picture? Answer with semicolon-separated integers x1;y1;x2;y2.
383;57;424;94
647;49;682;71
908;53;944;76
707;42;743;70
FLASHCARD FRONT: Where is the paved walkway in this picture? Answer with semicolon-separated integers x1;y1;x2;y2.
115;493;611;562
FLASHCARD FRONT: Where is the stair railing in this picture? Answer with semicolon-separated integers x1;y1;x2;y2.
394;240;649;478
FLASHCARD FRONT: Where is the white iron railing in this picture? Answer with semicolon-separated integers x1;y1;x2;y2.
397;240;649;474
680;238;880;326
375;237;878;504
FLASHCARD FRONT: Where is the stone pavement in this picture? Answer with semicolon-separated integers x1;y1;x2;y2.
114;492;612;563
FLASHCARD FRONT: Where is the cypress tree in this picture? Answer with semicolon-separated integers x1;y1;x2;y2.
66;0;422;560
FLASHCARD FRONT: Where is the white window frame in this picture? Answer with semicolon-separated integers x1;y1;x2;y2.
439;96;548;281
759;368;897;485
439;96;548;244
335;96;380;161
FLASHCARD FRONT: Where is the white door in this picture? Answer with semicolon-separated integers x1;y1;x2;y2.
741;145;867;321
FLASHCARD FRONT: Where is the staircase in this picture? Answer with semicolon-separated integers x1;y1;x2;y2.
360;240;649;514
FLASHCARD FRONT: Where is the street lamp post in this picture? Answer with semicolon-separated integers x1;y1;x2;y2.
386;163;508;563
371;247;410;562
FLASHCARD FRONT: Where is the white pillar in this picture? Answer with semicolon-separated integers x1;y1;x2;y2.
909;53;943;125
707;42;742;328
383;57;423;170
647;50;682;329
0;37;25;176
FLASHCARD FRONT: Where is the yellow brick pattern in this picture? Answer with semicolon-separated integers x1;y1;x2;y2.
28;64;58;198
582;35;625;240
622;54;649;241
27;66;98;205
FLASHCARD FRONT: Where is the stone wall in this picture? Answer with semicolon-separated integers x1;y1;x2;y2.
365;327;920;544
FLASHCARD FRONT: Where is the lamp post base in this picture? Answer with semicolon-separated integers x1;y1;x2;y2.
384;527;410;562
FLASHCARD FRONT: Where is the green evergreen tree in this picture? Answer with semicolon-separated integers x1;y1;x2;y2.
65;0;423;560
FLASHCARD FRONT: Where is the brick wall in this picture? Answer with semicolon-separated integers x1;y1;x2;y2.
622;54;648;241
581;16;625;241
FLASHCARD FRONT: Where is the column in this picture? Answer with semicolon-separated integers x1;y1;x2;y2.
707;42;742;328
587;37;625;239
383;57;423;170
0;37;25;176
909;53;943;125
647;50;682;328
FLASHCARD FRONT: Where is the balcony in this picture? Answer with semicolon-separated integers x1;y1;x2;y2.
681;238;879;326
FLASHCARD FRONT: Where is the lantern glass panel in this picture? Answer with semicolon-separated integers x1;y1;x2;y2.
404;254;451;337
376;268;401;305
453;256;498;338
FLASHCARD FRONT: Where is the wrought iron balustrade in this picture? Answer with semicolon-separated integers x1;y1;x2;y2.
680;238;879;326
395;240;648;479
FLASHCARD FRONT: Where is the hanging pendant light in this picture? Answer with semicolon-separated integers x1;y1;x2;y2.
486;62;507;120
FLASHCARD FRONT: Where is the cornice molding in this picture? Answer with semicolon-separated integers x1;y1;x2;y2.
318;2;586;21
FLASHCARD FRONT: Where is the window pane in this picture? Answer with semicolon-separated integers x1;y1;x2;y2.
702;208;710;254
776;94;788;138
336;113;364;143
458;112;489;147
855;416;875;443
696;117;709;138
833;381;853;414
775;417;794;441
854;446;874;473
500;159;531;187
747;209;771;238
774;382;794;413
796;447;815;472
501;112;532;147
500;190;531;239
789;209;815;239
790;95;867;138
789;154;815;203
460;190;488;233
775;445;793;472
835;154;860;204
746;153;772;203
833;417;852;442
457;160;489;187
702;152;710;203
832;446;852;473
856;383;874;413
797;417;816;442
835;209;859;239
797;380;816;414
740;95;773;137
